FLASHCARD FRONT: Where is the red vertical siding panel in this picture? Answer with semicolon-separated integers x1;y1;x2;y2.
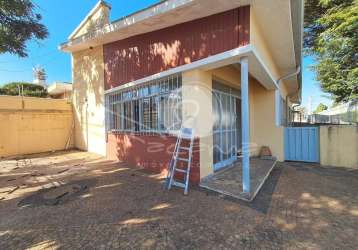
238;6;250;47
104;7;250;90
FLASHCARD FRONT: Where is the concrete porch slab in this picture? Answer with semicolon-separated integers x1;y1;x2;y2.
199;158;277;201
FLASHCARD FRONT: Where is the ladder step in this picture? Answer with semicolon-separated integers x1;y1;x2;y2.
175;157;189;162
172;181;186;188
175;168;188;173
166;127;195;195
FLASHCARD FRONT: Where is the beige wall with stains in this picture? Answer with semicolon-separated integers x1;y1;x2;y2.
72;45;106;156
0;96;74;158
320;126;358;168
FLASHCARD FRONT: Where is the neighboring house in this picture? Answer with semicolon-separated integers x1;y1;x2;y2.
318;101;357;116
60;0;303;191
291;106;308;124
47;82;73;99
314;101;358;124
289;101;357;125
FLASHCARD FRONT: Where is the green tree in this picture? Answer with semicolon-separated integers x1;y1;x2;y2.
0;82;48;98
313;103;328;114
0;0;48;57
304;0;358;103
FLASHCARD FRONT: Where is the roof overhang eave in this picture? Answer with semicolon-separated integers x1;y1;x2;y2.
60;0;197;53
59;0;256;53
104;44;277;94
289;0;304;104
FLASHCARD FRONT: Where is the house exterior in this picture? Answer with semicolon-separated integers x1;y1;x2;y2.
47;82;73;99
316;101;357;124
60;0;303;193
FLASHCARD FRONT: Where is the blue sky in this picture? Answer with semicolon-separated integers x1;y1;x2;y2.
302;56;332;109
0;0;332;109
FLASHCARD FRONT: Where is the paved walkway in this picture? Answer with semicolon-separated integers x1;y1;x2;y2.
0;151;357;249
200;158;276;201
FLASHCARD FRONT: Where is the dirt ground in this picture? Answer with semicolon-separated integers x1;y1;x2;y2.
0;150;357;250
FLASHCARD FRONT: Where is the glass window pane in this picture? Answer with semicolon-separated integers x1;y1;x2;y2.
212;84;239;169
174;95;182;130
150;84;159;95
134;100;140;131
151;97;158;130
105;74;182;134
159;96;166;131
213;132;220;164
123;101;133;130
160;80;166;92
142;98;150;131
213;92;220;131
118;103;122;130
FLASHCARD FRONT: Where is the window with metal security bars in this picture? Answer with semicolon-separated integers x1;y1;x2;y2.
212;81;240;171
105;74;182;134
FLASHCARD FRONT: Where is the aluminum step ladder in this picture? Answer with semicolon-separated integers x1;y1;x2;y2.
166;127;195;195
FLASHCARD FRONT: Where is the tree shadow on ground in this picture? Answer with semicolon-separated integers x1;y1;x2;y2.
0;152;357;249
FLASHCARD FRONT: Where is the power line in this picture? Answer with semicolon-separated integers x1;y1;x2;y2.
0;48;61;65
0;68;31;73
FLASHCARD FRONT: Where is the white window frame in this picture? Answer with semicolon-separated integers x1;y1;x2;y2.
105;74;182;135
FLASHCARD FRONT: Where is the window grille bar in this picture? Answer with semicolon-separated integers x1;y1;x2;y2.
105;74;182;135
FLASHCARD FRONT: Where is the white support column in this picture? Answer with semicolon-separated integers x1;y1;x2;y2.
240;57;250;193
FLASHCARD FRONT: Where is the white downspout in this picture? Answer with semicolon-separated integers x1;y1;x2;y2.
275;66;301;127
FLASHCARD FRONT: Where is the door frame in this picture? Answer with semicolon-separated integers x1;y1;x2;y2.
212;81;241;171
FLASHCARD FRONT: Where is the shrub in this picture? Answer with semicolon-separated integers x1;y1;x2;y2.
0;82;48;98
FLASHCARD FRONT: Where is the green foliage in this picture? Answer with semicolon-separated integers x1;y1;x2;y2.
304;0;354;50
0;0;49;57
0;82;48;98
304;0;358;103
313;103;328;113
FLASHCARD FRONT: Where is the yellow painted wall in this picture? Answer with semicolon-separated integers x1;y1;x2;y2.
250;80;284;161
0;96;74;158
320;126;358;168
211;66;241;88
72;45;106;156
249;11;292;160
250;9;291;99
182;69;213;178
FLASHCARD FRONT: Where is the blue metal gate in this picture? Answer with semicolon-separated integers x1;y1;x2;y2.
284;127;320;163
